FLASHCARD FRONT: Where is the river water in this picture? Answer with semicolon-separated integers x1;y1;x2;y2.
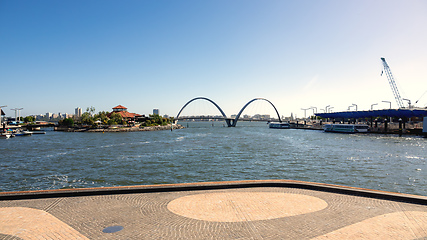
1;122;426;196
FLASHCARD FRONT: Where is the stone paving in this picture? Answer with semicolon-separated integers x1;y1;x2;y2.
0;180;426;239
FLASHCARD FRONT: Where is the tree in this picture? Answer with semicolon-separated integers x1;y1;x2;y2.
80;106;96;126
58;118;74;127
141;114;171;127
80;112;94;125
108;112;124;125
94;111;109;125
23;116;35;123
86;106;96;116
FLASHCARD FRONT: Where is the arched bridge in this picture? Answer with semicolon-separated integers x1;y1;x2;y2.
175;97;282;127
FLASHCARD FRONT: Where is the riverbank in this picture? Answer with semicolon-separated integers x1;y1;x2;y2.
54;124;185;132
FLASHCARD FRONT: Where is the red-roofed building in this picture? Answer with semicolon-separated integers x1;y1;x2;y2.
107;105;142;123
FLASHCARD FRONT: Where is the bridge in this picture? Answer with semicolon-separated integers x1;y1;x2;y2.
175;97;282;127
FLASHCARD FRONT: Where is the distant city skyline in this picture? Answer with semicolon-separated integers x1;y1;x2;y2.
1;1;426;118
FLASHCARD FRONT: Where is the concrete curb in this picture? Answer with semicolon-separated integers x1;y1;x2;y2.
1;180;426;205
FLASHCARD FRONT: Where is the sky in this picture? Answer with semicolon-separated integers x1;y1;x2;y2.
1;0;427;119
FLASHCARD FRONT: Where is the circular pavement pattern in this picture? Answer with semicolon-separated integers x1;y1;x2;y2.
167;191;328;222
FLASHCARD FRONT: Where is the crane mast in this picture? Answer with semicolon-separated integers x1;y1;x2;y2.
381;57;405;108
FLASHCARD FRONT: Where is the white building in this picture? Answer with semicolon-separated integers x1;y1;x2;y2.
75;107;82;118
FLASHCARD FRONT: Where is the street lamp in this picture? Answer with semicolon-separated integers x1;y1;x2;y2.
402;98;411;109
382;101;391;109
301;108;309;118
310;106;317;114
310;107;317;120
352;104;358;111
10;108;23;123
329;107;334;113
371;103;378;110
325;105;330;113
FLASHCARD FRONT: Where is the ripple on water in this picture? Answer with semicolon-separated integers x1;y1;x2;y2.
1;123;427;195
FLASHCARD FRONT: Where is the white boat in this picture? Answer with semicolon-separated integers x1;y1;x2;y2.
0;133;12;139
13;130;33;136
323;124;369;133
269;122;290;129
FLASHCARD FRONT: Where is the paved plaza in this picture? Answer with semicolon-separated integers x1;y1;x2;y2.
0;180;426;239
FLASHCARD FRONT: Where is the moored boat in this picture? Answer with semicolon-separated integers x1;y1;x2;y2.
13;130;33;136
269;122;290;129
323;124;369;133
0;133;13;139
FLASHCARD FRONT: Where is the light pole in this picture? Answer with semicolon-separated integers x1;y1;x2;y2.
325;105;330;113
10;108;18;122
310;106;317;114
382;101;392;122
10;108;23;123
402;98;411;109
301;108;309;119
310;106;317;120
371;103;378;110
382;101;391;109
329;107;334;113
352;104;358;111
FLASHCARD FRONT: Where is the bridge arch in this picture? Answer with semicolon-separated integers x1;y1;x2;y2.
232;98;282;127
175;97;229;124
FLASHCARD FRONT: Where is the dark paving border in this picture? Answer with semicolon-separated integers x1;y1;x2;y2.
1;180;426;205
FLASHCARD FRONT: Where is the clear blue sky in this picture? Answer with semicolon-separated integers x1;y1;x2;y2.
1;0;426;118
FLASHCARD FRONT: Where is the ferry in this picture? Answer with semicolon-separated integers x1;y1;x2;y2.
269;122;290;129
323;124;369;133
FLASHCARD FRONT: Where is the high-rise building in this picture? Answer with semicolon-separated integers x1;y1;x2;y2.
153;109;159;115
75;107;82;118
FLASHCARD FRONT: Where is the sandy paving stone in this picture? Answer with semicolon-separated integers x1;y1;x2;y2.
0;181;426;239
313;211;427;239
167;192;328;222
0;207;88;240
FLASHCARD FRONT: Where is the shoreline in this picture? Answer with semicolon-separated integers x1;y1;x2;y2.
54;124;185;132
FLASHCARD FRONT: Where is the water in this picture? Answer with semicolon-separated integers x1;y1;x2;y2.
1;122;426;196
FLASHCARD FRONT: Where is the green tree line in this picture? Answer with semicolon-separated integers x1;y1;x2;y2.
58;107;173;128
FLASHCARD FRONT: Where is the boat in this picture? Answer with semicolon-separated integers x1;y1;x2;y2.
269;122;290;129
0;133;13;139
323;124;369;133
13;130;33;136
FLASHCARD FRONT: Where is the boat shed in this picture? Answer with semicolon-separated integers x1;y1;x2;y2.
315;109;427;119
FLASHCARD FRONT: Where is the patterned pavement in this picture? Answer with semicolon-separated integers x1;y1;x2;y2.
0;180;426;239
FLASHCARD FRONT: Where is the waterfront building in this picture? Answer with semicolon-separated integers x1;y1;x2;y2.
1;109;5;126
107;105;141;123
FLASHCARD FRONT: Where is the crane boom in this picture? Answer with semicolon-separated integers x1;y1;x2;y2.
381;57;405;108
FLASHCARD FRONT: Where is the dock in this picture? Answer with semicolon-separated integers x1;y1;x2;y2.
1;180;426;239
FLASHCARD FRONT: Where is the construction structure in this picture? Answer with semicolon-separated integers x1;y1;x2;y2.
381;57;408;108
